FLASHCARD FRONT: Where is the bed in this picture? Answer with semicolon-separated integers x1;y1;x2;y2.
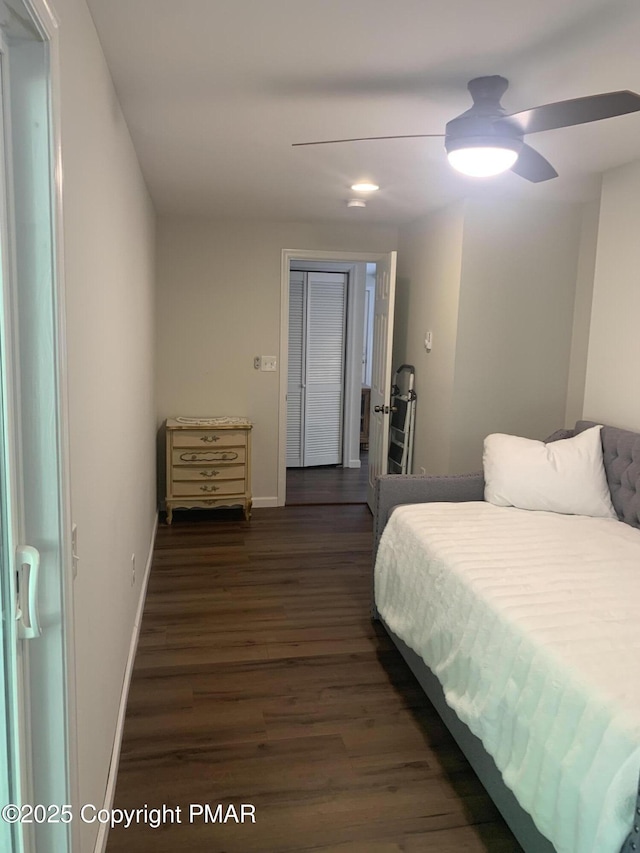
372;420;640;853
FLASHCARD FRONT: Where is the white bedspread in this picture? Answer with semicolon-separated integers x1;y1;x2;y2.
375;502;640;853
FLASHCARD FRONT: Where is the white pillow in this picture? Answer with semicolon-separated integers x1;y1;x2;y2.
483;425;617;518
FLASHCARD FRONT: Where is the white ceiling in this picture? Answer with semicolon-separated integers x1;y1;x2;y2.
85;0;640;224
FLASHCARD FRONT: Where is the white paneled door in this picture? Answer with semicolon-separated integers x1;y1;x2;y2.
367;252;398;511
287;271;347;467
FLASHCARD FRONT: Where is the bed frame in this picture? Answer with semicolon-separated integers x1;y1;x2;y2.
372;420;640;853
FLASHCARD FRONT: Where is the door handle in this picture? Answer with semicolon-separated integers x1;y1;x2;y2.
16;545;41;639
373;404;398;414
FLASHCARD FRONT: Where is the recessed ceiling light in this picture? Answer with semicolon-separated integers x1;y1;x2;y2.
350;182;379;192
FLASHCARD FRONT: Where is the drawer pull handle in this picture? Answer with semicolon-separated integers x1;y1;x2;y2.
200;470;220;478
200;435;220;443
200;485;220;493
179;451;238;462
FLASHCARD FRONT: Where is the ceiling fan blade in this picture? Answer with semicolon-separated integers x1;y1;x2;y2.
507;90;640;135
511;143;558;183
293;133;444;147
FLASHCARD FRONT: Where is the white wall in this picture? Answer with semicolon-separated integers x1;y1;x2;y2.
394;202;465;474
450;198;583;471
156;217;398;501
56;0;157;849
394;197;584;474
583;159;640;430
564;199;600;427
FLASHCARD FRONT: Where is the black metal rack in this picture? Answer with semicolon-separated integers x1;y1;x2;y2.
388;364;416;474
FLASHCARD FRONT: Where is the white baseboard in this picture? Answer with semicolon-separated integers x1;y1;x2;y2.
252;496;279;508
94;513;158;853
346;458;362;469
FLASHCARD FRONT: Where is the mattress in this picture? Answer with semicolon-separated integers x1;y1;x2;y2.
374;501;640;853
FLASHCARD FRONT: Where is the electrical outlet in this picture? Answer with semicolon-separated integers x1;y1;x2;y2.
260;356;277;371
131;554;136;585
254;355;277;371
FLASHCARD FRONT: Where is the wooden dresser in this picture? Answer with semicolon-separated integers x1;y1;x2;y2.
165;417;252;524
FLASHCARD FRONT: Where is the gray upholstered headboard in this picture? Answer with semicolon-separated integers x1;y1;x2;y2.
372;420;640;568
575;420;640;529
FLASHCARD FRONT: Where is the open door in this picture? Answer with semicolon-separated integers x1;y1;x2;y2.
367;251;397;511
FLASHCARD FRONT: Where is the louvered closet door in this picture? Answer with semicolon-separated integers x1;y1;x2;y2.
287;272;305;467
303;272;347;466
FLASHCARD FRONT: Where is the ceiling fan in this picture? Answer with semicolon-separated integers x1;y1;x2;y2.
293;76;640;182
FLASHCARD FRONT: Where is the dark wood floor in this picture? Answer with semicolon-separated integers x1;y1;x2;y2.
286;455;368;504
106;505;522;853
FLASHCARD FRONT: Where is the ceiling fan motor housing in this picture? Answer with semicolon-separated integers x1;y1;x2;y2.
444;121;523;156
444;75;523;156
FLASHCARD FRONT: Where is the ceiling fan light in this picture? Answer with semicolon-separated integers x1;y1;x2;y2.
447;145;519;178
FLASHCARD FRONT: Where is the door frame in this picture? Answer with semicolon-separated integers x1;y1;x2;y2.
0;0;78;849
278;249;395;506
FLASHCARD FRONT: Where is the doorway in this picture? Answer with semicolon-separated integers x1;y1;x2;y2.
285;263;372;505
278;250;397;509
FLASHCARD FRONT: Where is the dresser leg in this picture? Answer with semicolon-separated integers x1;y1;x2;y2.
166;505;173;525
244;500;252;521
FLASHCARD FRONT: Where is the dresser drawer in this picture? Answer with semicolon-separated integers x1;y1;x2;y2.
171;479;246;497
171;464;245;482
172;447;246;466
172;429;247;449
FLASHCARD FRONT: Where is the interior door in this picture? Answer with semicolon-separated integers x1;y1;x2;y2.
303;272;346;466
367;252;398;511
286;271;347;468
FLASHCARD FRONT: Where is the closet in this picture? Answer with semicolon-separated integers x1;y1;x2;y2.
287;270;347;467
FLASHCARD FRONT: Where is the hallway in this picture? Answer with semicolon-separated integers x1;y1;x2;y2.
286;454;369;505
